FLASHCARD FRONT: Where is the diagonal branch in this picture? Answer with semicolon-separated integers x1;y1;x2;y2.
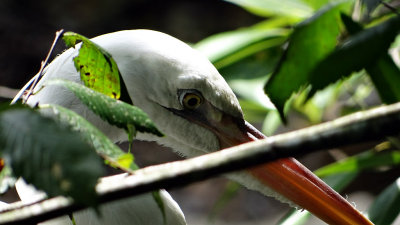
1;102;400;224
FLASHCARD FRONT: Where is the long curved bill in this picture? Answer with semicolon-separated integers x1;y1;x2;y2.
169;100;373;224
213;118;373;225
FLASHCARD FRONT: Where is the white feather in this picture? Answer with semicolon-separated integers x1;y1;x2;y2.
17;29;293;224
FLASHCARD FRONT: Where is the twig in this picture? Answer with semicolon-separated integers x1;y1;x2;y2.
380;0;400;15
11;29;64;105
1;101;400;224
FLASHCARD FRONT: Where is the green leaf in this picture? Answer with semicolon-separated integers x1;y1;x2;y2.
315;150;400;177
217;47;283;81
41;104;139;171
340;14;400;104
224;0;313;19
277;209;311;225
264;2;348;120
41;104;168;223
368;177;400;225
0;165;15;195
229;77;275;110
194;20;289;69
62;32;121;99
366;54;400;103
301;0;332;10
308;15;400;100
0;106;103;205
262;110;282;136
46;79;163;137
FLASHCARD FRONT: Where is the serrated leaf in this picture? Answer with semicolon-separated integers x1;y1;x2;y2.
264;2;349;120
46;79;163;137
41;104;139;171
41;104;167;222
62;31;121;99
0;106;102;205
368;177;400;225
308;15;400;100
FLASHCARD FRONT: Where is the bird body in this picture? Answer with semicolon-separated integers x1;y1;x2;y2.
28;29;284;205
16;175;186;225
18;30;373;225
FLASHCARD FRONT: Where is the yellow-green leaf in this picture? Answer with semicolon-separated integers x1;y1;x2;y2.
62;31;121;99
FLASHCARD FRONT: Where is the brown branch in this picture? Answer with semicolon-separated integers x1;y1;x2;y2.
11;29;64;105
1;102;400;224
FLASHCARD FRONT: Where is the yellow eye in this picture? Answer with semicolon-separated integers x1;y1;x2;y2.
182;93;203;110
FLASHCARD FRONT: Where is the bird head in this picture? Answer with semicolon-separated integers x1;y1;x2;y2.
92;30;255;157
36;30;372;225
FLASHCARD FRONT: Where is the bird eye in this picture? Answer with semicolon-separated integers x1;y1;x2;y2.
179;91;203;110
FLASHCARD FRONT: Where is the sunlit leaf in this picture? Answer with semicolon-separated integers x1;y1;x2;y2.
224;0;313;19
277;209;311;225
264;2;349;120
0;105;102;205
239;99;271;122
195;20;288;69
368;177;400;225
262;110;282;136
301;0;331;10
46;79;163;137
63;31;121;99
229;77;275;110
315;150;400;177
41;104;139;171
308;15;400;100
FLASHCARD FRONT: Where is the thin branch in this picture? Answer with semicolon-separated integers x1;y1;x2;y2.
2;102;400;224
380;0;400;15
11;29;64;105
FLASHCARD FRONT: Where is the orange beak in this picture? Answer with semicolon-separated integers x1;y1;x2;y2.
214;118;373;225
168;99;373;224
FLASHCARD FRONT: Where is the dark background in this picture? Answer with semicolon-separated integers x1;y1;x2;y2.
0;0;259;90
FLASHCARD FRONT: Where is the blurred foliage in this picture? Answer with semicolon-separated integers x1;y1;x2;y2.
196;0;400;224
0;104;103;206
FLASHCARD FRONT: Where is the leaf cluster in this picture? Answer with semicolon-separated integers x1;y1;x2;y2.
197;0;400;224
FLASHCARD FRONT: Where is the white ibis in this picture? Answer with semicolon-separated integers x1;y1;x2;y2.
17;30;373;225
